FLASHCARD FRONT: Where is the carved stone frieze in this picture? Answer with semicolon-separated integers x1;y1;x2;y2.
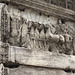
0;2;75;75
7;13;74;54
0;3;75;55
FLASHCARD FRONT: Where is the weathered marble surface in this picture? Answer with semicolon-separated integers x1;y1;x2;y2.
0;2;75;75
8;65;75;75
0;3;75;55
0;64;6;75
0;3;10;43
7;5;75;55
0;0;75;21
7;46;75;71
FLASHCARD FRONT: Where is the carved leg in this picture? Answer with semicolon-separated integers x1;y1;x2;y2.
44;41;49;51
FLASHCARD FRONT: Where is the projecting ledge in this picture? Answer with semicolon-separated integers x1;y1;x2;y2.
7;46;75;71
0;0;75;21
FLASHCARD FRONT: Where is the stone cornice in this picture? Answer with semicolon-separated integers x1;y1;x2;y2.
1;42;75;71
0;0;75;21
7;46;75;71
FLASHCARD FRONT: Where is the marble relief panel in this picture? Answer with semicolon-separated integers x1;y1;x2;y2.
0;4;75;55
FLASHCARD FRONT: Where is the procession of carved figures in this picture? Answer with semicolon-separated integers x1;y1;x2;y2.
1;4;75;55
7;16;74;55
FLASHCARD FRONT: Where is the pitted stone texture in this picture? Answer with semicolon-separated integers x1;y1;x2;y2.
8;65;75;75
7;46;75;71
7;5;75;55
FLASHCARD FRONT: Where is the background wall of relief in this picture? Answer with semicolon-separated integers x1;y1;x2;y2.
0;0;75;75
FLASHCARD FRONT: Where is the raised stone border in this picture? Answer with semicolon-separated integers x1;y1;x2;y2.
7;46;75;71
0;0;75;21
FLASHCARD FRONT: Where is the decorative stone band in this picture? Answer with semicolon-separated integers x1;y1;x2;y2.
0;42;9;64
0;42;75;72
7;65;75;75
0;64;6;75
0;3;10;42
6;45;75;71
0;0;75;21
